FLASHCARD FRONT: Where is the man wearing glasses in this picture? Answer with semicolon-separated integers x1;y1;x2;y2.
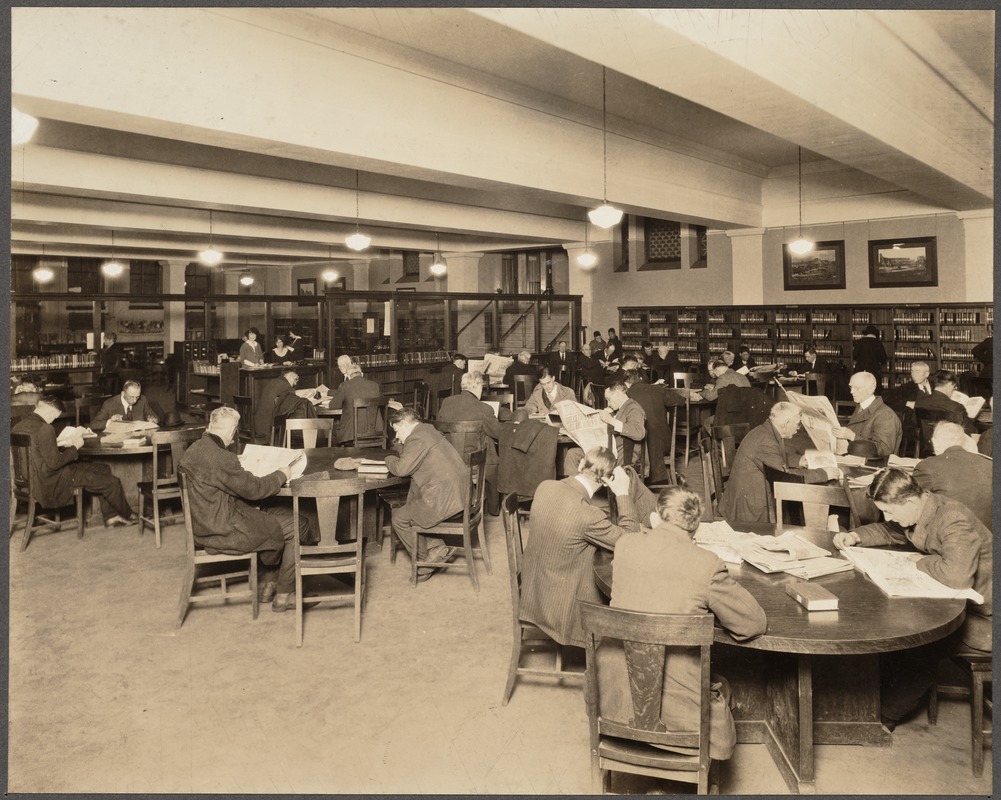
91;380;160;429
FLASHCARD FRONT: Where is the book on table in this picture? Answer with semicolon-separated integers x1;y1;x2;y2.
357;457;389;474
785;581;839;611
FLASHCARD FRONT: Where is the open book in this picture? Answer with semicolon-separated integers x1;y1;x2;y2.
552;400;612;455
783;391;840;453
840;547;985;603
950;390;987;419
56;426;96;447
238;444;307;481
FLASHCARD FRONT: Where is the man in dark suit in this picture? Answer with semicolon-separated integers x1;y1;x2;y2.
178;406;313;612
647;343;683;383
622;368;685;484
99;332;126;374
913;421;992;530
883;361;932;413
832;371;902;457
442;353;467;396
253;367;299;442
547;340;576;387
91;380;161;430
607;328;623;360
915;369;975;433
385;407;468;582
590;331;607;355
785;346;831;377
503;350;536;387
437;371;504;515
13;395;136;526
328;363;385;444
520;447;640;648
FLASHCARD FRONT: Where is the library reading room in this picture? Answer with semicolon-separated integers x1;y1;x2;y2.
7;7;995;796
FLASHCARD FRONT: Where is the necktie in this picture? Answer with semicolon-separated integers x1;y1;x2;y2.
124;405;133;421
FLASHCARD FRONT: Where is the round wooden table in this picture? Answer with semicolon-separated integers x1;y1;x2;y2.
593;525;965;793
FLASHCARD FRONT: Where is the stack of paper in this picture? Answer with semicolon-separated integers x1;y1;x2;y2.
739;532;851;579
693;521;758;565
357;458;389;475
105;419;157;434
784;556;855;580
887;455;922;470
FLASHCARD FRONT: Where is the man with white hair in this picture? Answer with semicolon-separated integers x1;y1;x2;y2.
720;401;840;525
328;362;385;444
336;354;354;378
504;349;536;387
700;358;751;401
912;421;992;530
832;371;902;457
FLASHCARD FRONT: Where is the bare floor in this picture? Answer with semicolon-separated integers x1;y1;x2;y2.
7;467;994;794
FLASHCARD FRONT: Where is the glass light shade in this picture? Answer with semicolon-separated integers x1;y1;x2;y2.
576;251;598;268
198;246;223;266
32;266;54;283
12;108;39;145
322;269;339;282
788;238;813;256
345;232;371;251
588;204;624;229
430;260;447;277
239;274;255;286
101;260;125;277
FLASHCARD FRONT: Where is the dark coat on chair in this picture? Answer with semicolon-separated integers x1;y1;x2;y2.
712;385;774;430
384;423;466;529
521;477;640;647
913;446;992;531
177;431;286;554
626;382;685;483
328;375;385;444
846;396;902;457
915;389;974;433
12;412;81;508
91;394;159;429
718;420;830;525
253;376;295;440
497;419;557;497
647;351;684;382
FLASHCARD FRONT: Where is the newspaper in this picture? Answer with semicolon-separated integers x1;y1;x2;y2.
482;353;514;382
553;400;612;455
840;547;984;603
950;390;987;419
803;449;838;470
238;444;307;482
783;391;840;453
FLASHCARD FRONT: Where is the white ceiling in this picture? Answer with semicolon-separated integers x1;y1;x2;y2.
10;7;994;269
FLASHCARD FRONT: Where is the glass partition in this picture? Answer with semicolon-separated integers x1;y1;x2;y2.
397;295;447;363
497;298;537;355
538;299;574;352
330;295;392;365
451;297;495;356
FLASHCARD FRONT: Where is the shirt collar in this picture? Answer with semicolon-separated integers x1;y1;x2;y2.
859;395;876;410
574;474;598;498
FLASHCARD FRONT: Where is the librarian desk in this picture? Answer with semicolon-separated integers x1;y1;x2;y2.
593;525;965;794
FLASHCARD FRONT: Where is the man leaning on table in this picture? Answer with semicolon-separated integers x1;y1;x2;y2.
833;468;991;731
178;406;315;612
91;380;160;430
831;371;902;457
13;395;136;527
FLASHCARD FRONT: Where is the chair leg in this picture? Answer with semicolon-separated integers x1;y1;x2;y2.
75;491;85;539
176;562;195;628
21;500;37;551
295;566;304;647
153;496;162;549
137;490;146;539
477;519;492;575
971;672;987;776
353;562;363;643
502;629;522;705
249;557;259;620
928;684;939;725
410;533;421;586
464;527;479;591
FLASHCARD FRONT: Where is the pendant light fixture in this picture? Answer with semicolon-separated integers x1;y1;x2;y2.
588;66;623;230
32;243;54;284
345;170;371;251
12;107;39;146
576;212;598;268
430;233;447;276
788;146;813;256
322;245;339;283
101;230;125;277
198;209;223;265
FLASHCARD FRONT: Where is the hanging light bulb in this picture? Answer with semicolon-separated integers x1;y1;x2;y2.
430;233;447;276
239;274;255;287
198;209;223;265
588;67;623;229
577;212;598;268
102;230;125;276
12;108;39;145
32;266;54;283
322;269;339;283
788;146;813;256
345;170;371;251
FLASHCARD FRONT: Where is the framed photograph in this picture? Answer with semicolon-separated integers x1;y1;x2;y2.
868;237;938;288
297;278;317;306
782;240;846;290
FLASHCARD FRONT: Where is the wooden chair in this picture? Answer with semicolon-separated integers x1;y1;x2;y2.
512;375;537;410
433;419;485;459
803;372;829;401
137;426;205;548
400;447;490;590
352;397;389;448
412;381;430;419
176;471;258;627
283;418;336;449
501;492;584;704
674;393;695;467
928;653;992;776
232;394;256;446
11;432;86;551
773;480;853;530
580;602;717;795
711;423;749;471
697;430;719;521
671;371;694;390
834;400;855;425
485;390;514;413
290;476;367;645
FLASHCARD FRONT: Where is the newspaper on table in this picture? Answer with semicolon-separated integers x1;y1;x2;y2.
840;547;984;603
552;400;613;456
803;449;837;471
238;444;307;482
783;391;840;453
694;520;758;564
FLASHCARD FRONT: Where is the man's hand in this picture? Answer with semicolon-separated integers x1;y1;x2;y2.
604;466;631;496
905;400;916;410
832;531;861;549
823;467;843;481
146;415;159;424
279;466;292;483
109;414;123;423
832;426;855;441
597;409;615;426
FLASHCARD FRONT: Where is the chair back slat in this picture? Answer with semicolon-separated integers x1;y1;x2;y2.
433;419;485;461
773;480;851;529
671;372;693;390
464;447;488;524
512;376;536;409
177;470;197;554
413;382;431;420
290;478;367;560
10;432;32;496
151;427;205;488
284;418;336;449
353;398;389;448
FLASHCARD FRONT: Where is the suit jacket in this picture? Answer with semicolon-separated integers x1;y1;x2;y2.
846;396;902;457
627;382;684;480
521;477;640;647
913;446;992;531
577;353;605;386
855;493;992;651
177;432;286;554
713;385;774;430
719;420;830;525
99;342;125;373
607;336;624;360
504;361;537;388
648;351;684;383
590;336;607;354
852;336;887;376
497;420;557;497
328;375;385;444
436;391;504;467
883;379;933;414
384;423;466;529
547;351;576;385
914;390;971;432
253;376;295;440
700;369;751;401
12;412;82;508
786;356;831;376
524;383;576;415
441;363;466;396
91;394;159;429
612;397;646;467
599;524;766;755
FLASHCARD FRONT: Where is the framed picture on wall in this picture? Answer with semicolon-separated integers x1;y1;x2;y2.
297;278;317;306
782;240;846;290
868;237;938;287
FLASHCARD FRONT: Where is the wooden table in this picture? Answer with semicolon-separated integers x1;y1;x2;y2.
593;525;965;793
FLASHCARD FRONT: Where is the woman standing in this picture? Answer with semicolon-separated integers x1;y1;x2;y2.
852;324;887;391
239;327;265;367
265;335;296;365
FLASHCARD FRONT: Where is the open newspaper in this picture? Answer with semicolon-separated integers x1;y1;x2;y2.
238;444;307;482
553;400;613;456
783;391;840;453
950;390;987;419
840;547;985;603
482;353;514;383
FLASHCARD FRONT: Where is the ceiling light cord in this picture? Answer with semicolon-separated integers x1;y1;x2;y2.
601;66;608;205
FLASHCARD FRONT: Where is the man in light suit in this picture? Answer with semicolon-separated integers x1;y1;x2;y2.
913;422;992;530
385;407;467;582
547;340;576;388
91;380;160;430
832;371;902;457
328;363;385;444
524;367;576;415
520;447;640;648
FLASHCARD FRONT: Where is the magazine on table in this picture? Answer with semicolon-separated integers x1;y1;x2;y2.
238;444;307;481
840;547;984;603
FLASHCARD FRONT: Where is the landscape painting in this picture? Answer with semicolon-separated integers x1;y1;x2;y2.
868;237;938;287
783;240;846;290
